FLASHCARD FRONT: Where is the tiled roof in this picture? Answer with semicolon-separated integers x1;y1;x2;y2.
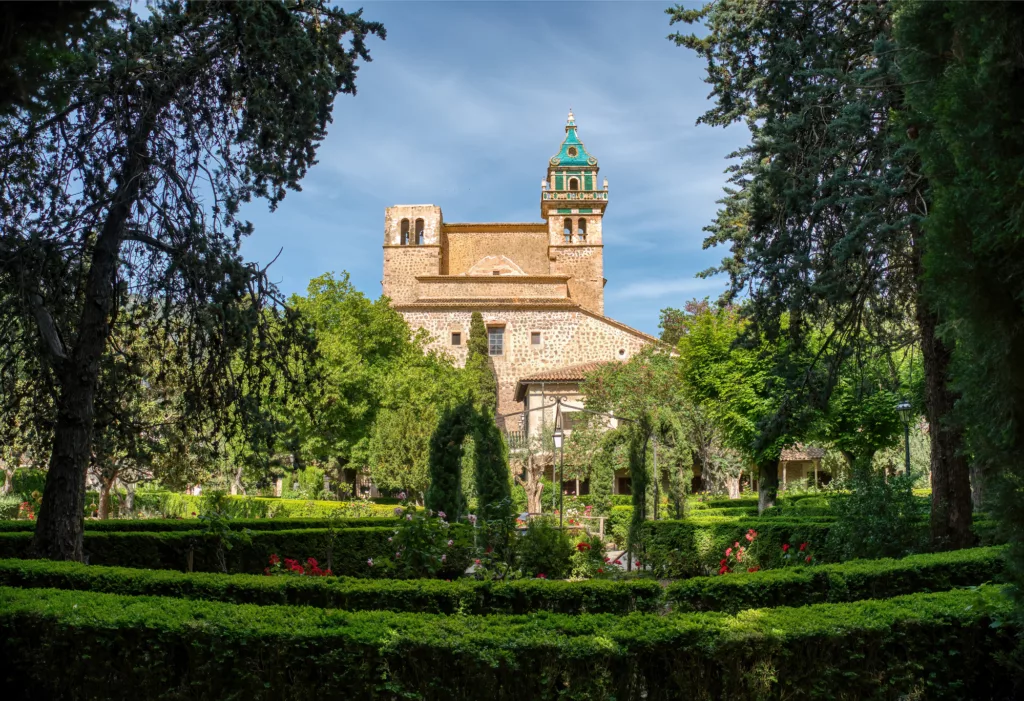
395;298;580;309
780;444;826;461
519;361;611;383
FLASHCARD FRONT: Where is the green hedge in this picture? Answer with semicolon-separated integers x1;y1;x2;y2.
0;558;663;615
0;585;1013;699
643;518;839;578
667;546;1006;613
0;516;400;533
0;526;470;578
144;492;397;519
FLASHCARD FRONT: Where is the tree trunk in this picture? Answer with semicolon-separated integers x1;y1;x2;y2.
31;115;156;561
912;233;974;549
97;472;118;520
725;475;740;499
1;464;13;496
757;460;779;514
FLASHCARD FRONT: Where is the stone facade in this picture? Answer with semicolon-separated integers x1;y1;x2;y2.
382;112;656;431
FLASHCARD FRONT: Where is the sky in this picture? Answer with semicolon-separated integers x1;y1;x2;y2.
239;1;750;336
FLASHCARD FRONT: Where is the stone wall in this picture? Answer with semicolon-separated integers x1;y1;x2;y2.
396;307;651;429
549;245;604;315
443;225;549;276
415;275;569;301
382;245;441;305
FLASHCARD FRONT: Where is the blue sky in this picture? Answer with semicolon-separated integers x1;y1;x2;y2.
240;1;749;336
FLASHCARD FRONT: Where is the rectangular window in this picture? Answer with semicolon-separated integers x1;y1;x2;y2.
451;332;461;346
531;332;541;345
487;327;504;356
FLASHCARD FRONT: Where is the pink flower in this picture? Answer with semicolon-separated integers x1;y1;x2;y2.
468;514;477;526
397;491;407;500
393;507;404;516
395;552;401;559
367;558;374;567
474;559;481;565
405;514;412;521
447;539;454;547
441;554;447;563
437;511;447;519
725;547;733;557
536;573;547;579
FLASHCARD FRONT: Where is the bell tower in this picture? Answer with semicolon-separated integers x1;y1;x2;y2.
541;110;608;315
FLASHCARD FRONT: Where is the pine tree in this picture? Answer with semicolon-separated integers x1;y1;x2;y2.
472;408;511;521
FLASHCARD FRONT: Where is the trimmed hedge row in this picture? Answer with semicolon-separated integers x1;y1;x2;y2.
144;492;398;519
0;516;400;533
0;558;663;615
0;546;1004;616
643;518;841;578
0;584;1013;699
667;546;1006;613
0;526;470;578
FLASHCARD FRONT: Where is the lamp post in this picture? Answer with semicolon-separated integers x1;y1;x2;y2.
896;399;913;476
553;423;564;529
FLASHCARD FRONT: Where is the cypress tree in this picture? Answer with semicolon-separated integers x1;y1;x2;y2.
425;403;472;521
465;312;497;411
473;408;511;521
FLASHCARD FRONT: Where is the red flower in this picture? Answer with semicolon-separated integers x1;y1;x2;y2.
718;565;729;575
576;542;591;551
474;559;481;565
268;554;280;565
537;573;547;579
597;568;604;574
782;544;790;552
635;560;641;567
604;557;611;563
747;566;760;573
805;555;812;563
720;558;728;566
799;542;808;552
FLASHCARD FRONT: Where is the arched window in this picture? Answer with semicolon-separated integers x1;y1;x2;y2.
563;218;573;244
415;218;425;245
577;218;587;242
568;177;579;191
400;219;409;245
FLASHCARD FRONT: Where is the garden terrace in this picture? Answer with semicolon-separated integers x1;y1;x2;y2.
0;585;1013;699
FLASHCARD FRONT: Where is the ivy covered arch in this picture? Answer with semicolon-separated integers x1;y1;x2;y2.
424;401;511;522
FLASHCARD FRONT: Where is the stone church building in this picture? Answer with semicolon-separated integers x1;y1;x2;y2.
382;112;657;443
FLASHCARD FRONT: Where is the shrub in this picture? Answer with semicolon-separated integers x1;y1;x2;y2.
668;546;1006;613
145;492;397;519
0;526;460;577
826;471;927;560
0;558;664;615
377;506;474;579
0;496;20;520
0;585;1014;699
519;517;573;579
0;516;400;533
643;518;839;578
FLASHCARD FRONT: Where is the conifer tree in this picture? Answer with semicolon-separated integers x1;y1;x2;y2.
465;312;497;411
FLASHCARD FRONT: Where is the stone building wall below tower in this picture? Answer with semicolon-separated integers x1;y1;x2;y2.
395;307;651;428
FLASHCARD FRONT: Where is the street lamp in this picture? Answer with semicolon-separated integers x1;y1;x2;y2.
896;399;913;476
553;421;564;529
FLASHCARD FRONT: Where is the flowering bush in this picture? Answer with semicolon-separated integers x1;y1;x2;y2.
717;529;760;575
519;516;573;579
264;554;333;577
382;504;472;579
569;533;607;579
17;501;35;521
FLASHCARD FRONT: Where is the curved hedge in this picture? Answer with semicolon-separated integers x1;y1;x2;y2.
0;585;1013;699
0;526;471;578
0;546;1004;616
667;546;1006;613
0;559;664;615
0;516;400;533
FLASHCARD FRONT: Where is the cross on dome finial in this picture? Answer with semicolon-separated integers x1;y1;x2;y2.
567;108;575;124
